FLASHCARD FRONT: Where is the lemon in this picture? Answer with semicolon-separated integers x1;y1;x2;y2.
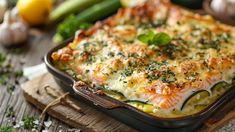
120;0;146;7
17;0;52;25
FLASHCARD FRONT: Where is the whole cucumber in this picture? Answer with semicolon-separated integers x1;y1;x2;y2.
77;0;121;23
50;0;104;21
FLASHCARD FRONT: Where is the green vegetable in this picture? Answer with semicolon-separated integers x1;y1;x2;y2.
104;89;126;101
125;100;154;113
97;86;126;101
50;0;103;21
137;31;172;46
53;0;121;43
76;0;121;23
125;100;147;104
53;15;92;43
181;90;210;110
211;81;229;93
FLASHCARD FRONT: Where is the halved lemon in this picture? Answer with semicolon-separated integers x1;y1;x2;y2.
17;0;52;25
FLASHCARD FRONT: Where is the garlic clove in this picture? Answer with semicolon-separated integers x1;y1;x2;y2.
0;23;14;46
11;22;29;44
0;10;29;47
211;0;235;18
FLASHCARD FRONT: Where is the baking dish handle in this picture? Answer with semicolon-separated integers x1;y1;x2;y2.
72;81;123;109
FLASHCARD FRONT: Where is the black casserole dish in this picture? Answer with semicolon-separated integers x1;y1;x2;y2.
45;0;235;131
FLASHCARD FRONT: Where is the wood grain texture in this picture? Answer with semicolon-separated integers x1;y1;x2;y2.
21;73;235;132
0;27;69;131
21;73;136;132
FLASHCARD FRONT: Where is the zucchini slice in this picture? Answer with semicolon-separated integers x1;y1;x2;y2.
125;100;147;104
181;90;210;110
125;100;154;113
102;89;127;101
181;81;230;111
210;81;229;94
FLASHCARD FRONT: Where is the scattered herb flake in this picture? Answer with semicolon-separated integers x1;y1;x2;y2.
0;125;16;132
5;106;15;118
22;116;37;129
7;84;15;93
14;70;23;78
121;68;133;77
0;53;6;64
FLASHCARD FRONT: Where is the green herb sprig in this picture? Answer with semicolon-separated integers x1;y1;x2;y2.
0;52;24;94
22;116;37;129
137;30;171;46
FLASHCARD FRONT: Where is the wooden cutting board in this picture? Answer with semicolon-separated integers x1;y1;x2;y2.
21;73;235;132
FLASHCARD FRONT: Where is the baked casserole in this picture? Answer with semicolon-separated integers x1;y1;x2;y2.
51;0;235;118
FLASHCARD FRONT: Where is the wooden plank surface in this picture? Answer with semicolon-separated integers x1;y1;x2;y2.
21;73;235;132
0;27;70;131
21;73;136;132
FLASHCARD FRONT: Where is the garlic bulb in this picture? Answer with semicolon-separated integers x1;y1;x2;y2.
211;0;235;18
0;11;28;47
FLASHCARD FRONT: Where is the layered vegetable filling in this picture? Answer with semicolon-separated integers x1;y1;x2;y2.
51;0;235;117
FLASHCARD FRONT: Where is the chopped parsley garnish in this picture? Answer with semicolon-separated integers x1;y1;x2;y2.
147;72;160;81
85;69;90;73
121;68;133;77
219;33;230;43
161;69;177;83
147;62;159;71
108;52;115;57
200;38;220;50
151;19;166;27
161;44;177;59
186;72;199;82
137;30;171;46
117;52;125;58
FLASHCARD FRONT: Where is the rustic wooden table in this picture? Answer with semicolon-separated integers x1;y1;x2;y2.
0;26;72;131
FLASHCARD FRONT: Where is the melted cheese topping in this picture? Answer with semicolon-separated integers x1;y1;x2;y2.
52;0;235;117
